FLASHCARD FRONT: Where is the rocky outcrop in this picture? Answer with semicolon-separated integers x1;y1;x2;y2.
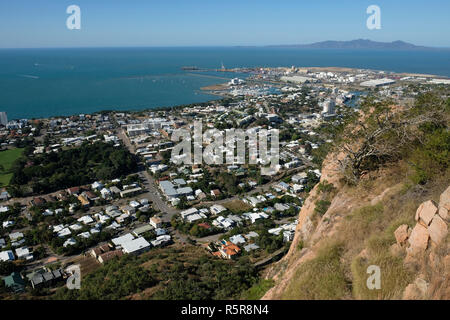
403;276;429;300
401;187;450;299
262;144;449;300
415;200;438;226
394;224;410;245
407;224;430;253
438;186;450;221
428;215;448;244
403;192;449;261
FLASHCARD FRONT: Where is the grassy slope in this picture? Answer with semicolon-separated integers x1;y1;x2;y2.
279;163;449;300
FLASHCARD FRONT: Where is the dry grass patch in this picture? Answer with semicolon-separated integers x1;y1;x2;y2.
223;199;252;213
281;241;351;300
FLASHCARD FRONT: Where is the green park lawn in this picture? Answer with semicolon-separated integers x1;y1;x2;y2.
0;148;24;186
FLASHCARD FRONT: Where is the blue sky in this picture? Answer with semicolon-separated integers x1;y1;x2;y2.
0;0;449;48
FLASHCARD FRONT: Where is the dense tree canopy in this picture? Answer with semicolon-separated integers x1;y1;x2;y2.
9;141;138;194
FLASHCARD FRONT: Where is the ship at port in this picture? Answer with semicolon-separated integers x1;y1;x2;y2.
181;66;200;70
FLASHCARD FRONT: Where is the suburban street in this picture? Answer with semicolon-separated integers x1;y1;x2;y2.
117;128;179;222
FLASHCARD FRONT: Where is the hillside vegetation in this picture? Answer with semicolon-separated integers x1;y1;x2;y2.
263;89;449;300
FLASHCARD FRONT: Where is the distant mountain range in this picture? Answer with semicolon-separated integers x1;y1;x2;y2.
268;39;447;50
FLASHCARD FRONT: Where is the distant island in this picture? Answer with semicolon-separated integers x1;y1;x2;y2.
267;39;448;50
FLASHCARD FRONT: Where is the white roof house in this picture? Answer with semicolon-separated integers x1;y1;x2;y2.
151;235;171;247
210;204;227;215
15;247;33;260
78;232;91;239
100;188;112;198
69;223;83;231
186;213;206;223
180;207;199;220
57;228;72;238
92;181;104;190
112;233;135;247
268;227;283;235
0;250;15;262
245;231;259;239
121;237;151;254
78;215;94;225
63;238;77;247
129;200;141;208
275;203;290;212
2;221;14;228
9;232;24;241
229;234;246;245
244;243;260;252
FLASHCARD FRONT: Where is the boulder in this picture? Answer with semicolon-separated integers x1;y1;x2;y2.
415;200;438;226
403;283;423;300
415;277;429;296
440;186;450;208
408;223;429;252
394;224;409;245
403;277;429;300
414;276;429;296
438;206;449;221
428;215;448;245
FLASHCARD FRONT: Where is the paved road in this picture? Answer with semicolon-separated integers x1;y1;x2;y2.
117;129;179;223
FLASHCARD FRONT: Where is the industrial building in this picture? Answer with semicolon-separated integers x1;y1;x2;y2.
360;78;396;87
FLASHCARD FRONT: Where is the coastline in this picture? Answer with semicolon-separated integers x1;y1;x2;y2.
4;65;449;121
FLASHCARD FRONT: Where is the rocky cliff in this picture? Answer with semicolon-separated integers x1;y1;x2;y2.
262;149;449;299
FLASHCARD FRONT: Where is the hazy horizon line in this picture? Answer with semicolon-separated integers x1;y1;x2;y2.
1;39;450;50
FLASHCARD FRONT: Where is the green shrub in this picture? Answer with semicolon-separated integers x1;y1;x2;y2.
314;200;331;216
241;279;275;300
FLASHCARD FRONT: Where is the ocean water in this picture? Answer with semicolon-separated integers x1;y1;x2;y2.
0;47;449;120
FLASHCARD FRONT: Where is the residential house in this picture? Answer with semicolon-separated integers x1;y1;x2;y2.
210;189;221;197
84;191;100;202
243;243;260;252
210;204;226;215
120;187;142;198
0;250;15;262
100;188;112;199
77;194;90;208
150;216;162;229
219;241;241;260
121;237;151;255
98;250;123;264
2;272;25;293
150;235;172;247
120;205;135;215
30;269;63;289
67;187;81;196
15;247;33;261
229;234;246;245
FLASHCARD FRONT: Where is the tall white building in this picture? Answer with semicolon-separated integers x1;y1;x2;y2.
322;99;335;115
0;112;7;126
